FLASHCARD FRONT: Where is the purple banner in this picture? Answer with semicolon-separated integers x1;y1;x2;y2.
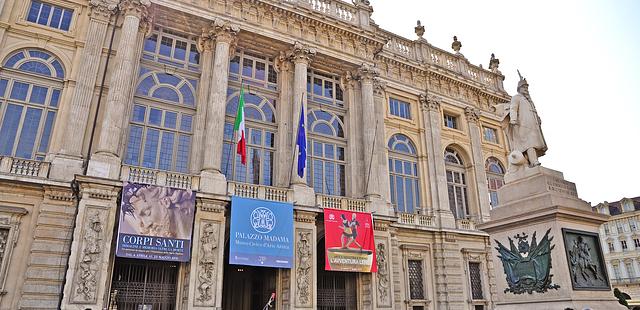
116;182;195;262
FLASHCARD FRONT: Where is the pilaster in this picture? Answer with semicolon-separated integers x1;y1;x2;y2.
200;18;239;195
373;78;391;205
343;71;360;197
419;94;455;228
290;210;317;309
358;63;379;199
87;0;150;179
465;106;491;223
373;220;392;308
188;199;226;309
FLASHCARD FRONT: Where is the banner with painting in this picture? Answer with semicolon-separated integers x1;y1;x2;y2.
323;208;377;272
116;182;196;262
229;196;294;268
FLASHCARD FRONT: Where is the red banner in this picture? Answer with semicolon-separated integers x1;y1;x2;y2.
323;208;377;272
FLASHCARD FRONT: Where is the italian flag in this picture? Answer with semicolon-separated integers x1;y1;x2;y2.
234;85;247;165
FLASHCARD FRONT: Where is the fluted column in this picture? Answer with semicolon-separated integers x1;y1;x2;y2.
287;42;315;186
465;107;491;223
274;51;294;187
87;0;150;179
287;42;316;207
189;31;215;173
343;71;360;196
49;1;116;180
373;79;391;204
419;94;455;228
358;64;379;199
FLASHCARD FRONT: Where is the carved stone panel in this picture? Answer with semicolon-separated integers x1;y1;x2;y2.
562;228;610;290
296;229;313;307
194;221;220;306
72;208;105;303
375;240;392;307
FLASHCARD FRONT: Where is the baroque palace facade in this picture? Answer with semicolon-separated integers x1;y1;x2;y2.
0;0;513;309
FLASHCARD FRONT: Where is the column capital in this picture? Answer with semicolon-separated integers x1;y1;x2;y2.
287;41;316;65
464;106;480;124
358;62;379;83
88;0;118;20
273;50;293;73
373;77;387;96
118;0;150;19
339;70;357;91
197;27;215;53
206;18;240;45
419;93;442;112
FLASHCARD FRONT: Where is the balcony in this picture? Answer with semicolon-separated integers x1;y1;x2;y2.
398;213;435;228
316;194;368;212
611;277;640;285
0;157;50;178
121;165;199;190
456;218;476;231
227;182;291;203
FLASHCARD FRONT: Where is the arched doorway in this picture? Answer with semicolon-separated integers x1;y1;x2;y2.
222;239;278;310
317;236;358;309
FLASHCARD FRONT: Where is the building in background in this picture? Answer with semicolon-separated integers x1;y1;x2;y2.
594;197;640;309
0;0;511;309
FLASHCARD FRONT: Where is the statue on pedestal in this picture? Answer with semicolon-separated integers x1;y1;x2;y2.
497;71;547;173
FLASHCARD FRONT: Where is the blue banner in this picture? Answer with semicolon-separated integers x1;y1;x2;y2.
230;196;293;268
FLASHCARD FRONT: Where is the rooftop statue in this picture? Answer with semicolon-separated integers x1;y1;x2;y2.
496;71;547;174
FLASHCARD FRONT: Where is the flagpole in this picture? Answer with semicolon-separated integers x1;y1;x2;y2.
364;119;378;196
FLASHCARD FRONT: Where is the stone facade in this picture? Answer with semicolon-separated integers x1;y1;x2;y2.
594;197;640;308
0;0;513;309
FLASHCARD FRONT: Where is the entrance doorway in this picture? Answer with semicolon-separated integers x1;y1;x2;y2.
110;257;179;310
222;241;277;310
317;237;357;310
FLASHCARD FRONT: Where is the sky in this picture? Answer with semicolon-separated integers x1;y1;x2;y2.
369;0;640;204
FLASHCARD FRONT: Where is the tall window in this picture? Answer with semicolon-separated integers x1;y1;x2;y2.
408;260;425;300
229;51;278;91
626;261;635;278
486;157;505;208
0;49;64;160
613;264;621;279
142;28;200;72
306;70;346;196
222;87;276;185
469;262;484;300
483;127;498;143
389;97;411;119
124;28;199;173
445;148;469;219
26;0;73;31
388;134;420;213
621;240;628;251
443;113;458;129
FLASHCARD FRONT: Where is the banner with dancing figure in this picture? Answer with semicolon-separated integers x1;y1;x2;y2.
323;208;377;272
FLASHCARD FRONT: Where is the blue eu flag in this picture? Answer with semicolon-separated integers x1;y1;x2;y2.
296;102;306;178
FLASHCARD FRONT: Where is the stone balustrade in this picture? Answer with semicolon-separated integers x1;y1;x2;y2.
121;165;200;190
610;277;640;285
398;213;435;228
0;157;50;178
316;194;369;212
280;0;360;25
456;218;476;231
227;182;292;203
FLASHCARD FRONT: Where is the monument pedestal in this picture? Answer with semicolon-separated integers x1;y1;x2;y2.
478;166;625;310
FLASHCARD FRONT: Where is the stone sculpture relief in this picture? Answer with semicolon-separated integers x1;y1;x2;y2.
296;231;312;306
562;229;609;289
376;242;390;305
195;222;218;306
75;211;104;302
495;229;560;294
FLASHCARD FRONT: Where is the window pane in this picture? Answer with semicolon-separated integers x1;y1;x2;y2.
37;110;55;153
189;44;199;65
149;108;162;126
124;126;143;166
324;144;334;159
174;40;187;61
265;131;275;148
10;82;29;101
324;81;333;98
50;7;62;29
313;160;323;193
164;111;177;129
175;135;190;173
27;1;41;23
250;128;262;145
50;89;60;107
142;128;160;168
313;78;322;95
132;105;146;122
255;62;266;80
337;147;345;161
234;153;246;182
406;178;414;213
144;34;158;52
248;148;260;184
313;141;322;156
0;104;23;155
389;174;396;206
60;9;72;31
0;79;7;97
263;151;273;186
37;4;51;25
229;56;240;74
325;162;335;195
268;65;277;83
221;142;232;177
180;114;193;132
242;58;253;77
158;131;175;170
396;175;405;211
29;86;48;104
15;107;42;159
337;164;345;196
159;36;173;57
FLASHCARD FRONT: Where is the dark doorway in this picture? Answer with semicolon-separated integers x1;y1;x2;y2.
317;237;357;310
110;257;179;310
222;241;277;310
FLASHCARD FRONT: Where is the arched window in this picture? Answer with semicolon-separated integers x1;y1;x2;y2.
486;157;505;208
388;134;420;213
445;147;468;219
307;108;346;196
124;28;199;173
222;88;276;185
0;49;64;160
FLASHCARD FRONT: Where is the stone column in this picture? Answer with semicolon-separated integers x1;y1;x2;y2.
419;94;456;228
274;51;293;187
60;178;120;310
287;42;316;206
373;78;392;212
188;199;226;309
343;72;360;196
199;19;239;195
49;1;116;180
465;107;491;223
291;211;317;309
86;0;150;179
358;64;379;199
189;31;215;173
